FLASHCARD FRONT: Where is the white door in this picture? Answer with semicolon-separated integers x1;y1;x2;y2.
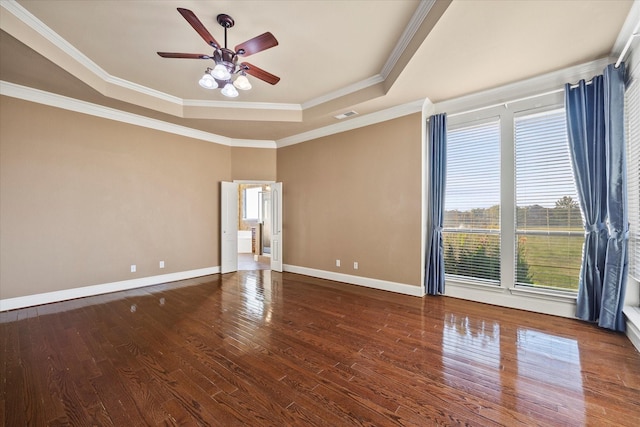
220;181;238;273
271;182;283;272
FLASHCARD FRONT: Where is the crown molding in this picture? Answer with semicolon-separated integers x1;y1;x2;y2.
380;0;436;79
0;0;434;119
0;0;301;120
0;81;275;148
433;57;614;116
104;73;185;105
182;98;301;111
1;80;420;149
0;0;107;79
300;0;439;111
301;75;384;110
612;0;640;57
276;98;426;148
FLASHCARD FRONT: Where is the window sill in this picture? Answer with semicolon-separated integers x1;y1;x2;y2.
445;276;504;292
623;306;640;352
445;277;578;302
623;306;640;328
509;286;577;302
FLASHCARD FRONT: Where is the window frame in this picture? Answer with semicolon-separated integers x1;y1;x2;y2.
625;76;640;282
512;106;582;295
443;91;579;300
444;116;502;286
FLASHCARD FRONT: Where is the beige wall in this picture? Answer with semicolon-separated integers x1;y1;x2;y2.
0;95;419;301
231;147;276;181
0;96;231;299
277;113;423;287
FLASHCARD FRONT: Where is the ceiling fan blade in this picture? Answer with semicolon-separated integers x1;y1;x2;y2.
241;62;280;85
177;8;220;48
235;32;278;56
157;52;212;59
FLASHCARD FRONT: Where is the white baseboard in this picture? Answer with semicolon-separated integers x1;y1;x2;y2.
0;266;220;311
283;264;424;297
624;306;640;353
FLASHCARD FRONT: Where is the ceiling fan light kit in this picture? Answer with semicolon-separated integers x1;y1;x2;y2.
157;8;280;98
233;74;252;91
221;82;239;98
198;70;218;89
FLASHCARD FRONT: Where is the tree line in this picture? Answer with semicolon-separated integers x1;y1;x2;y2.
444;196;583;230
443;196;582;284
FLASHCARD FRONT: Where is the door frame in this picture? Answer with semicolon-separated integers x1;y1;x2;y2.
220;180;279;272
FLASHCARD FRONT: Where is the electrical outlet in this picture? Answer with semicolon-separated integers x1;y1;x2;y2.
353;261;358;270
336;259;341;267
159;261;165;268
130;264;136;273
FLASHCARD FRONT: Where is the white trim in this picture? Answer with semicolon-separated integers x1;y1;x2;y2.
283;264;425;297
0;81;276;148
233;179;276;184
612;0;640;59
445;282;577;319
182;99;301;111
509;286;577;302
0;266;220;312
1;0;108;80
0;0;424;119
277;99;426;147
300;0;438;110
380;0;436;79
434;57;613;116
623;306;640;353
301;75;384;110
1;81;424;149
0;0;181;105
104;74;185;105
231;139;277;149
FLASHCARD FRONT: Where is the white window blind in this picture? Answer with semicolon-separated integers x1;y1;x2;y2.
444;119;501;283
514;109;582;291
626;77;640;281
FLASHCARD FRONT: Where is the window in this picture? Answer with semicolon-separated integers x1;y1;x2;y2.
514;109;582;291
243;186;262;220
444;119;501;283
626;76;640;281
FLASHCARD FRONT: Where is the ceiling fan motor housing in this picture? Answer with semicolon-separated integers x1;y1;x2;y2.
214;48;239;74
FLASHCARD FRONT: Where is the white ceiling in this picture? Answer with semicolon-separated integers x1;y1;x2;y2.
0;0;635;143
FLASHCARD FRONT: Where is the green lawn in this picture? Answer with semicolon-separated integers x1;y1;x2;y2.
443;231;584;291
517;234;583;291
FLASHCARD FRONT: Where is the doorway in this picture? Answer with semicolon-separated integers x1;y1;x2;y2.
239;183;271;271
221;181;282;273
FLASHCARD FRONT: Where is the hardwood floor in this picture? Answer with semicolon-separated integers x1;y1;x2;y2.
238;253;271;271
1;271;639;426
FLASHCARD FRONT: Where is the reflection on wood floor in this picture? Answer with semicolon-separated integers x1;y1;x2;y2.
238;253;271;270
2;271;639;426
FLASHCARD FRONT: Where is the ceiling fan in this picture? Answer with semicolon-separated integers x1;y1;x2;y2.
157;8;280;97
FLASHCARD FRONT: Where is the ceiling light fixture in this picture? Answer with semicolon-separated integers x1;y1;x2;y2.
211;63;231;81
158;9;280;99
198;69;218;89
233;74;252;91
221;82;239;98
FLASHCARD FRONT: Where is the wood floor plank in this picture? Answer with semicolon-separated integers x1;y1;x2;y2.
2;271;640;426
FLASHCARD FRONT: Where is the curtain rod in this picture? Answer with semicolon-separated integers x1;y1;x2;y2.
615;16;640;68
444;88;564;119
616;32;639;68
444;79;601;119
